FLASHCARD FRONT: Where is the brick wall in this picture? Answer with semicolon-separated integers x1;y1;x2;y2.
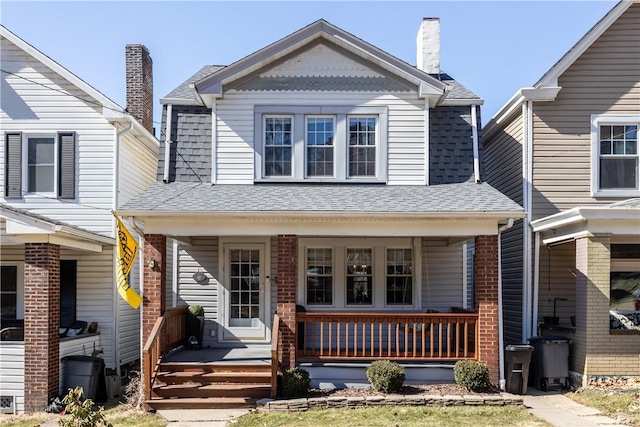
23;243;60;413
126;44;153;134
142;235;166;348
277;235;297;369
474;235;500;385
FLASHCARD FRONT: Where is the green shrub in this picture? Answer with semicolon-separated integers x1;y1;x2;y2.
188;304;204;317
366;360;405;393
58;386;113;427
453;360;491;392
280;367;310;399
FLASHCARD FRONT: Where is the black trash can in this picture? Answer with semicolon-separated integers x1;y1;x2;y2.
528;336;571;391
504;344;533;394
62;355;106;401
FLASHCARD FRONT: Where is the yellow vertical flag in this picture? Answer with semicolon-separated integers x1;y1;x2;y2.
115;217;143;309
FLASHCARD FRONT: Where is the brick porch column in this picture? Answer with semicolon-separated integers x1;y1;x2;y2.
474;235;500;385
277;235;297;369
24;243;60;413
142;235;166;348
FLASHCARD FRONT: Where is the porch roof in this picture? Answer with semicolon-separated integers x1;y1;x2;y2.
531;198;640;245
0;203;114;252
118;182;524;218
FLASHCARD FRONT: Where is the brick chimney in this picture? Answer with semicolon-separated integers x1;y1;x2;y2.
125;44;153;134
416;18;440;74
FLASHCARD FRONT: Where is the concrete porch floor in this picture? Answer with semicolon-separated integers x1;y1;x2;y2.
162;346;271;364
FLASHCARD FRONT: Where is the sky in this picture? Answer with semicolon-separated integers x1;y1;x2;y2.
1;1;619;137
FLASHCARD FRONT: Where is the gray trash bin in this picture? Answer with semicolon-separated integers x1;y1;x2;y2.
62;355;105;400
528;336;571;391
504;344;533;394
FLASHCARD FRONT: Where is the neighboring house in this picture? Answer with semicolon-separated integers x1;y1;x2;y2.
118;19;524;408
483;0;639;386
0;25;159;413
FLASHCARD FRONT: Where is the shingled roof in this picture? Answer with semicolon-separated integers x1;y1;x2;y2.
119;182;523;216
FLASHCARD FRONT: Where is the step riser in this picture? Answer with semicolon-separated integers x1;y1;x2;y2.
157;377;271;385
146;399;257;410
153;388;270;399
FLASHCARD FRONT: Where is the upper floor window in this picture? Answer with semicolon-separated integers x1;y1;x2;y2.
4;132;76;200
255;106;387;182
591;115;639;196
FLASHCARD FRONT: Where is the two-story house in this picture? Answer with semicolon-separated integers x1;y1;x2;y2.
483;0;639;387
0;26;158;413
118;19;524;408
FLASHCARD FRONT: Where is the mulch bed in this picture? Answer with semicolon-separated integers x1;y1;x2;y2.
308;383;501;398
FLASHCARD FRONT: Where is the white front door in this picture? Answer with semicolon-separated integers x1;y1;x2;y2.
220;244;268;342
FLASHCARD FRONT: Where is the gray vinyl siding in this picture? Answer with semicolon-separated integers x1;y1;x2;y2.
175;237;219;348
465;243;474;309
422;239;464;311
483;113;525;344
429;106;476;184
165;238;175;309
532;3;640;218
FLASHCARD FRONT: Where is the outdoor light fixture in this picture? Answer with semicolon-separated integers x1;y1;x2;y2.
192;271;209;285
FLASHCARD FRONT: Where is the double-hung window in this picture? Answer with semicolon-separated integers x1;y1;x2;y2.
386;249;412;305
346;248;373;305
591;115;639;196
1;266;18;320
306;248;333;305
4;132;76;199
255;106;387;182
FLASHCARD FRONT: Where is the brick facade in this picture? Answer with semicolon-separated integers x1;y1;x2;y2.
23;243;60;413
277;235;297;369
474;235;500;385
142;234;166;348
125;44;153;134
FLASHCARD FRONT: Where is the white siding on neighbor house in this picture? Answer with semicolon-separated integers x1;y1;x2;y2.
117;132;158;207
531;3;640;218
176;238;219;348
215;91;426;185
165;238;176;309
0;343;24;414
117;248;141;367
63;247;117;369
422;239;465;311
0;36;116;235
58;334;102;395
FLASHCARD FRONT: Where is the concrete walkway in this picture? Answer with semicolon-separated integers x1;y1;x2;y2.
523;389;628;427
157;408;252;427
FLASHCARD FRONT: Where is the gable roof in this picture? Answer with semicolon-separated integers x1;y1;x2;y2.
161;19;480;107
485;0;634;134
0;25;158;147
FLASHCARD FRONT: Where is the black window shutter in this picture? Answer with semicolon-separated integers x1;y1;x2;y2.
4;133;22;199
58;132;76;199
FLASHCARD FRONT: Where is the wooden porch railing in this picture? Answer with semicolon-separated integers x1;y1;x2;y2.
270;314;280;398
142;306;188;400
296;312;478;362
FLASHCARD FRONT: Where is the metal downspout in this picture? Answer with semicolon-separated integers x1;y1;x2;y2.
163;104;173;183
471;104;481;183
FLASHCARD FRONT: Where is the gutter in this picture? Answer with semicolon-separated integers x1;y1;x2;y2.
163;104;173;183
497;218;514;390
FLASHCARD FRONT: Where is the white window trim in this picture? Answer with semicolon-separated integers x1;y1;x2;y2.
305;115;336;179
254;106;387;183
590;114;640;197
22;134;58;197
297;237;419;311
347;115;379;179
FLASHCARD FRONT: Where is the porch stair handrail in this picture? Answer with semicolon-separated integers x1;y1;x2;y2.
270;313;280;398
142;306;188;401
296;312;479;361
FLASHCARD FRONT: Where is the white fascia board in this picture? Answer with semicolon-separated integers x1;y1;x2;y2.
109;117;159;152
159;97;202;106
11;234;104;252
5;219;57;235
532;206;640;233
440;98;485;106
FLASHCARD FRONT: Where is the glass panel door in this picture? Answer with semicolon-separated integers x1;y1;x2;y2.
229;249;261;327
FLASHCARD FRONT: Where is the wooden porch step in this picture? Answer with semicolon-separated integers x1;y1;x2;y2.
152;383;271;399
146;396;258;410
157;370;271;385
159;363;271;373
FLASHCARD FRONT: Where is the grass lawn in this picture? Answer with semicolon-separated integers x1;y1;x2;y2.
0;405;167;427
235;406;550;427
566;390;640;427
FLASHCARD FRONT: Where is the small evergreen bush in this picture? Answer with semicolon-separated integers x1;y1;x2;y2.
366;360;405;393
280;367;310;398
453;360;491;392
